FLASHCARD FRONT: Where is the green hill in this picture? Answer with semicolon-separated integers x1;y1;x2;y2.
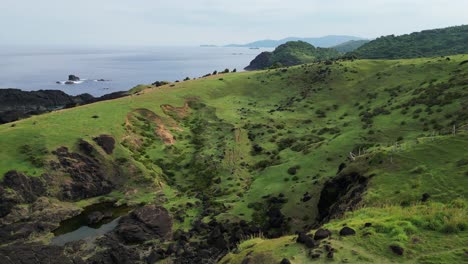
349;25;468;59
245;41;341;70
332;39;370;53
0;55;467;263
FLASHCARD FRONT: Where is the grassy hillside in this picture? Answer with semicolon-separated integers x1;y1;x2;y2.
349;25;468;59
332;39;370;53
245;41;340;70
0;55;467;263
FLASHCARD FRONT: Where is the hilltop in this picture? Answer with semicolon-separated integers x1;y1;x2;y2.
331;39;370;53
245;41;340;70
0;54;467;263
350;25;468;59
226;35;366;48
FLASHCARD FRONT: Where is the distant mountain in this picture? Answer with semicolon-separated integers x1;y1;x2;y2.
331;40;370;53
349;25;468;59
227;35;366;48
245;41;340;70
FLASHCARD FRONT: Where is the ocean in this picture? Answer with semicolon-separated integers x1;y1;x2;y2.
0;46;271;97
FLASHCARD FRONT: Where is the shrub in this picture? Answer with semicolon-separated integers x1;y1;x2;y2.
410;165;427;174
287;165;300;175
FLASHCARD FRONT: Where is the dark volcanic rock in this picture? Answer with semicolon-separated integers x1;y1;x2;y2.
0;89;128;124
314;228;331;240
93;135;116;154
116;205;172;244
245;51;273;70
78;139;95;156
297;232;319;248
68;75;80;81
0;171;46;217
0;243;84;264
302;192;312;202
87;211;105;225
339;226;356;236
390;245;404;256
317;171;369;223
53;145;115;200
87;235;140;264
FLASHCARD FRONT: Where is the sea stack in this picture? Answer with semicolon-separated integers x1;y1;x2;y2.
68;75;80;81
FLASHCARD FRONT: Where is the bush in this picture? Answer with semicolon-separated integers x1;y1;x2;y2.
287;165;300;175
410;165;427;174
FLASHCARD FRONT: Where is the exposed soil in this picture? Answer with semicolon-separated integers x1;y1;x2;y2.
126;108;177;145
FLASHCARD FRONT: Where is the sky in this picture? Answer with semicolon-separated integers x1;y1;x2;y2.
1;0;467;47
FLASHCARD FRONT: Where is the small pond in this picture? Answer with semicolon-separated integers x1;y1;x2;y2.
51;202;132;246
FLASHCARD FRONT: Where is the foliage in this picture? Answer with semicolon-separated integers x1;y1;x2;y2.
349;25;468;59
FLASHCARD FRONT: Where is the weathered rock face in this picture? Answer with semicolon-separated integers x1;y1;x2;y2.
0;243;85;264
52;146;116;201
0;197;80;244
0;89;128;124
244;51;272;70
93;135;116;154
317;171;369;223
0;171;46;217
116;205;172;243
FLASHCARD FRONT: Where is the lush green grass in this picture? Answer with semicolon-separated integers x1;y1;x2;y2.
0;55;467;262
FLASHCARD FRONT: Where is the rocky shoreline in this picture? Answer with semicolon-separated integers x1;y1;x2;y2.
0;88;128;124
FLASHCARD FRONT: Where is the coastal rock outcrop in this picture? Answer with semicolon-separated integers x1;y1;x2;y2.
0;89;128;124
68;75;80;81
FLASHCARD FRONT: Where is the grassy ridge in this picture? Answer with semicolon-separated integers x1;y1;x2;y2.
0;55;467;262
350;25;468;59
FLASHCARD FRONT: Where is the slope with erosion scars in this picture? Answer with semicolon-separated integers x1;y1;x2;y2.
0;56;467;263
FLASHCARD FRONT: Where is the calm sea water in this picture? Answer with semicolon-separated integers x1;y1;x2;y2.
0;46;271;96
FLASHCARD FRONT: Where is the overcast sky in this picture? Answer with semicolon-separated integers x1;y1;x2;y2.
1;0;467;47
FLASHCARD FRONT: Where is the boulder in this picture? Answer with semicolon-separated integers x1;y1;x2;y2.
314;228;331;240
87;211;105;225
302;192;312;202
339;226;356;236
297;232;319;248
